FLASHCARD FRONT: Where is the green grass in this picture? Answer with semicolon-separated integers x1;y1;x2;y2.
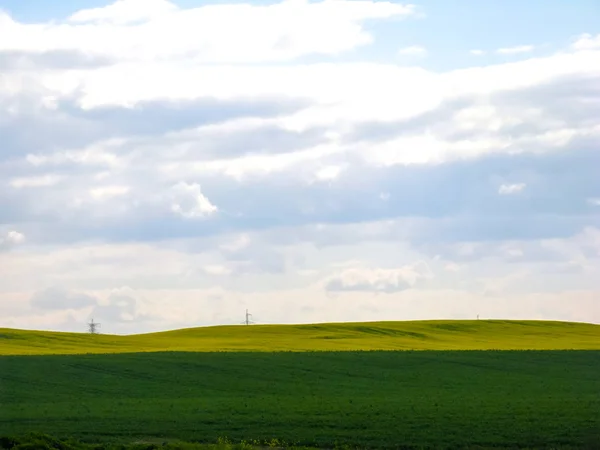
2;321;600;448
1;351;600;449
2;320;600;355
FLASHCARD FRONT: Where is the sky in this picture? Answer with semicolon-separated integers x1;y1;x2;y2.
0;0;599;334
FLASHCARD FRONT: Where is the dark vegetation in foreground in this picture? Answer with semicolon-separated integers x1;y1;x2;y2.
2;434;599;450
1;351;600;449
0;434;312;450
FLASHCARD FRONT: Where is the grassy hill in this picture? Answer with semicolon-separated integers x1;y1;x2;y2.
3;320;600;448
2;319;600;355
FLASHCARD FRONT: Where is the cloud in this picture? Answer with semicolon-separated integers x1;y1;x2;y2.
202;264;232;276
2;224;599;332
325;262;432;293
1;3;600;331
0;0;416;65
414;226;600;267
0;230;26;250
30;287;98;310
444;262;462;272
470;49;485;56
0;50;114;71
91;288;140;323
169;182;218;218
572;33;600;51
496;45;535;55
68;0;178;25
89;185;130;200
221;234;251;252
398;45;427;56
217;233;289;276
314;165;345;182
9;175;63;188
498;183;526;195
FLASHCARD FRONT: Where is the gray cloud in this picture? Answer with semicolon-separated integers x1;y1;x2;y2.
347;73;600;147
325;275;413;293
165;123;328;160
63;97;311;141
495;74;600;128
0;94;310;161
0;50;115;71
325;264;431;293
30;287;98;310
3;145;598;247
1;42;598;256
346;97;474;144
91;293;138;323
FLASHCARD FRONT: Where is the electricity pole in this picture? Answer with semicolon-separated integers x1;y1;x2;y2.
244;309;253;325
88;318;101;334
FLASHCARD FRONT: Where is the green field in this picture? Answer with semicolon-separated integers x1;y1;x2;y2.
2;320;600;355
2;351;600;449
1;321;600;449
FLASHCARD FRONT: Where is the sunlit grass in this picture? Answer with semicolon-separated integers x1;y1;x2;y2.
1;320;599;355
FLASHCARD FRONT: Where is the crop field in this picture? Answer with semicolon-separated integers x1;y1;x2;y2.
2;320;600;355
2;350;600;448
1;321;600;449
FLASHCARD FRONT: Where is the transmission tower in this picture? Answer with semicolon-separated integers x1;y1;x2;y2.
243;309;254;326
88;318;101;334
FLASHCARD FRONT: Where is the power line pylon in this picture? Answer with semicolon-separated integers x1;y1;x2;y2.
88;318;101;334
243;309;254;326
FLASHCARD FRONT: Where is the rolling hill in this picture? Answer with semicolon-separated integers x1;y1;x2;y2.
1;319;599;355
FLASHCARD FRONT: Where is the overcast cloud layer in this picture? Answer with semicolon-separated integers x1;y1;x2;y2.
1;0;599;333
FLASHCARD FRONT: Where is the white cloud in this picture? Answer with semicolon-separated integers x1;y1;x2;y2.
498;183;526;195
1;3;600;331
9;174;63;188
315;165;344;182
588;198;600;206
203;264;232;276
444;262;462;272
0;231;26;249
496;45;535;55
398;45;427;56
1;224;600;331
572;33;600;51
7;231;25;244
221;234;252;253
68;0;178;25
0;0;415;64
470;49;485;56
571;227;600;257
170;182;218;218
89;185;130;200
504;247;524;258
325;262;432;293
23;46;595;173
25;145;122;168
